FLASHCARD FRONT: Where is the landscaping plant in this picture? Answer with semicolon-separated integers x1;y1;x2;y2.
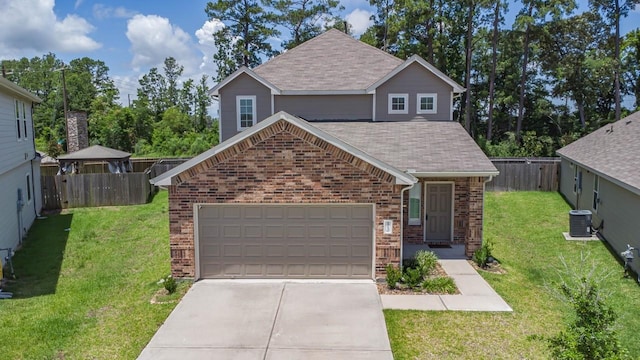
473;239;494;268
161;274;177;294
385;264;402;289
415;250;438;277
402;267;423;289
422;276;457;294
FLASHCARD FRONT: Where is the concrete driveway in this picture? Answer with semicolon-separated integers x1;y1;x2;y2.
137;281;393;360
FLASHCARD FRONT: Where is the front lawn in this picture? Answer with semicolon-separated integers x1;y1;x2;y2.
385;192;640;359
0;191;188;359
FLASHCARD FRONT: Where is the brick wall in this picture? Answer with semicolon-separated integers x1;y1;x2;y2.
169;120;403;278
402;177;486;257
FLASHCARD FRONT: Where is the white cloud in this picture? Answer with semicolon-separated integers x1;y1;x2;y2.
0;0;101;54
195;19;225;47
75;0;83;9
345;8;373;36
126;14;195;71
93;3;137;20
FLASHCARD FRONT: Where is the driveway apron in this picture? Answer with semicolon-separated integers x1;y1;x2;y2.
137;281;393;360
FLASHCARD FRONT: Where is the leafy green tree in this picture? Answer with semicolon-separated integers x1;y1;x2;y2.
205;0;279;78
265;0;343;50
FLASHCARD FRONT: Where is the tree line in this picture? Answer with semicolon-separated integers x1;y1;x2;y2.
2;0;639;158
1;55;216;157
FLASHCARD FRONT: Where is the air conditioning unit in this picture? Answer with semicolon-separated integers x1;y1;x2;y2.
569;210;592;237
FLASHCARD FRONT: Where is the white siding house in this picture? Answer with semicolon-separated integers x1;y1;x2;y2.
0;76;42;257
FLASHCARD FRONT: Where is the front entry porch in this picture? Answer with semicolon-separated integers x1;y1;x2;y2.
403;243;466;260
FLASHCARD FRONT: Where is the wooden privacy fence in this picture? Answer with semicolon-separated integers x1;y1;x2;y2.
487;157;560;192
41;173;153;210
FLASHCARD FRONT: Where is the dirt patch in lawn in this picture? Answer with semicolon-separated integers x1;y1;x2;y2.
377;263;460;295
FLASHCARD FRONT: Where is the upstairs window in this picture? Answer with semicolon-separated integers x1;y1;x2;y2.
237;96;256;130
15;100;21;140
388;93;408;114
417;93;437;114
26;174;32;202
22;102;28;139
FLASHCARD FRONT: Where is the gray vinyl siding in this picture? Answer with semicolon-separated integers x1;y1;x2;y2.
274;95;372;121
559;157;640;275
595;178;640;275
0;90;35;176
0;161;38;255
375;62;453;121
219;73;272;142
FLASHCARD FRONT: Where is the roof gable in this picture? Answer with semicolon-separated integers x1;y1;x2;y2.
151;111;416;186
209;66;281;96
557;111;640;195
366;55;465;93
252;29;403;92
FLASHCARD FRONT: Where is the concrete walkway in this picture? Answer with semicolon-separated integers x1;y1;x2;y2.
380;259;513;312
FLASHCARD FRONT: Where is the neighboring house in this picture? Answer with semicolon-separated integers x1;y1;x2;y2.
0;76;42;254
152;30;498;280
557;111;640;276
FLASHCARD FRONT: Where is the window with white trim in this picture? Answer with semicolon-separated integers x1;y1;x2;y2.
417;93;437;114
408;185;421;225
15;100;22;140
26;174;32;202
22;102;28;139
388;93;408;114
573;165;578;193
592;175;599;212
236;95;256;130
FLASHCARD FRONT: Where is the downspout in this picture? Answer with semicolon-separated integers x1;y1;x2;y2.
399;181;417;266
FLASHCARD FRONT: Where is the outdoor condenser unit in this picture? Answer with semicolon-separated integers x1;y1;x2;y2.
569;210;592;237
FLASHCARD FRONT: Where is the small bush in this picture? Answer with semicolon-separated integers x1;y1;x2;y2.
160;274;177;294
422;276;457;294
402;258;419;270
385;264;402;289
415;250;438;277
473;240;494;268
403;267;423;289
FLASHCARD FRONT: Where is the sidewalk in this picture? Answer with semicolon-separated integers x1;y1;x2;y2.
380;259;513;312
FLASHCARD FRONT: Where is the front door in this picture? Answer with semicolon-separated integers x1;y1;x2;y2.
424;183;453;242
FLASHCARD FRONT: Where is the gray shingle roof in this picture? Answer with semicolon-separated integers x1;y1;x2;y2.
57;145;130;161
557;111;640;193
312;121;498;174
253;29;403;91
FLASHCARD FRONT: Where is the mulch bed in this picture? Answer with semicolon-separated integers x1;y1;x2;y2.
377;263;461;295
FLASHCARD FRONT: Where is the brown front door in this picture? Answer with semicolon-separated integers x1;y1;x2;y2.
424;183;453;242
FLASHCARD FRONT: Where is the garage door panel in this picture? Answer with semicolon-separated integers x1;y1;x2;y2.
198;204;373;279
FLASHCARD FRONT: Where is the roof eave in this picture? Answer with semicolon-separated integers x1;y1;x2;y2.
0;77;42;103
409;171;500;178
557;154;640;197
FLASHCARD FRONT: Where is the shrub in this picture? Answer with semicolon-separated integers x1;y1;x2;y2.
402;258;419;270
547;277;628;359
473;240;494;268
415;250;438;277
161;274;177;294
385;264;402;289
422;276;457;294
403;267;423;289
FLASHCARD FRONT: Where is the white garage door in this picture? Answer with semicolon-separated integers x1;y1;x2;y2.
196;204;374;279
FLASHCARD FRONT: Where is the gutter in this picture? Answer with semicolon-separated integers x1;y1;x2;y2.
409;171;499;178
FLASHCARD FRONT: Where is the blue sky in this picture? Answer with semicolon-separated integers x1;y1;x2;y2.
0;0;639;105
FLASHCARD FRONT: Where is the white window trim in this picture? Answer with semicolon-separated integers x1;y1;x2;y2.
417;93;437;114
593;175;599;212
236;95;257;131
22;102;28;139
408;184;421;226
15;99;22;141
26;173;32;203
573;165;578;194
388;93;408;114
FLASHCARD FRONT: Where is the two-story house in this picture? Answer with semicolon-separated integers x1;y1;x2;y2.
152;30;498;280
0;76;42;254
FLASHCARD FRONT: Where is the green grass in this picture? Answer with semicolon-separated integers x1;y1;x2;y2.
385;192;640;359
0;191;189;359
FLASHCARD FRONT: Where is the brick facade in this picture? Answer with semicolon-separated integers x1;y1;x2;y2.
169;120;404;278
402;177;486;258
